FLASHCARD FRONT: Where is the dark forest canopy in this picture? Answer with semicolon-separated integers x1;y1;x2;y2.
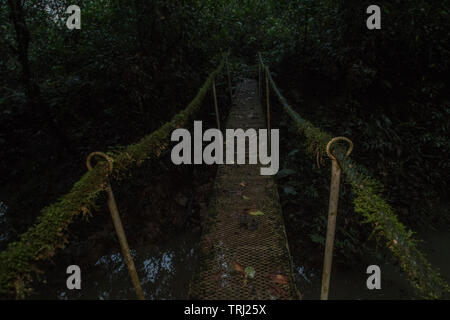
2;0;446;218
0;0;449;299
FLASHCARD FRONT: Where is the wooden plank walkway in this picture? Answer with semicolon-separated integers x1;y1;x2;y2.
189;79;298;299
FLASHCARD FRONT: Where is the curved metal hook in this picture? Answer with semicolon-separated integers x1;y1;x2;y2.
326;137;353;160
86;152;113;172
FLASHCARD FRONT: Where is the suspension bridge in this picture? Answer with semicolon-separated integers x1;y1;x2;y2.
0;53;448;300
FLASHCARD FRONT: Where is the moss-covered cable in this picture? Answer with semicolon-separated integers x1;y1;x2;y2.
259;53;449;299
0;58;226;297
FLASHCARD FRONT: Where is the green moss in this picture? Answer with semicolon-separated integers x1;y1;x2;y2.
0;165;108;296
259;53;450;299
0;58;226;297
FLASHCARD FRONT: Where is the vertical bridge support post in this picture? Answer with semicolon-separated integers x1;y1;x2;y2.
321;137;353;300
86;152;145;300
258;62;262;100
212;78;220;130
226;56;233;105
265;68;271;151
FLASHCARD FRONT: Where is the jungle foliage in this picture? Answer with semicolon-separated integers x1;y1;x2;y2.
0;0;449;299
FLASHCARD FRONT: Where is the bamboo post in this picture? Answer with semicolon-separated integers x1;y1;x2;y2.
86;152;145;300
320;157;341;300
226;56;233;105
265;68;271;151
212;78;220;130
258;62;261;100
320;137;353;300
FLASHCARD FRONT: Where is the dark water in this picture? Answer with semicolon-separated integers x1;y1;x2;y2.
32;231;201;300
294;227;450;300
1;198;448;299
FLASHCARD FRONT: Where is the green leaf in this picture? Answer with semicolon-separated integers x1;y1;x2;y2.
310;233;325;244
283;186;297;195
249;210;264;216
245;266;255;279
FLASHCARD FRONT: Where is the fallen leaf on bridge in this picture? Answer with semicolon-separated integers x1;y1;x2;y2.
249;210;264;216
242;195;250;200
271;274;288;285
213;271;222;282
233;261;245;276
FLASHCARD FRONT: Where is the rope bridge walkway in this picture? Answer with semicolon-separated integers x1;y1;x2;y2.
189;80;298;299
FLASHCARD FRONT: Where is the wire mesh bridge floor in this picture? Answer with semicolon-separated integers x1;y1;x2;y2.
189;79;298;299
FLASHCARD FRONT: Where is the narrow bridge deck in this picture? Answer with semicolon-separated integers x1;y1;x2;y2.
189;79;298;299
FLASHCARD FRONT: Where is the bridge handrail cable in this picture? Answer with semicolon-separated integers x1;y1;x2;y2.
0;53;230;298
258;52;449;299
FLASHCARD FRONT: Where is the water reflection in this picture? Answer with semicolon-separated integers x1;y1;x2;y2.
294;228;450;300
296;266;313;284
35;232;201;300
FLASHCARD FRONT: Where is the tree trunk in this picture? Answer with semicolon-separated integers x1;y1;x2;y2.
7;0;71;149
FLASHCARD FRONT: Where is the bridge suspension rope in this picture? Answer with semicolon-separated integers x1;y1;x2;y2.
258;52;449;299
0;53;231;298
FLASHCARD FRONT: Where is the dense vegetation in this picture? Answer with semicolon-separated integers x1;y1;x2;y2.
0;0;448;298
